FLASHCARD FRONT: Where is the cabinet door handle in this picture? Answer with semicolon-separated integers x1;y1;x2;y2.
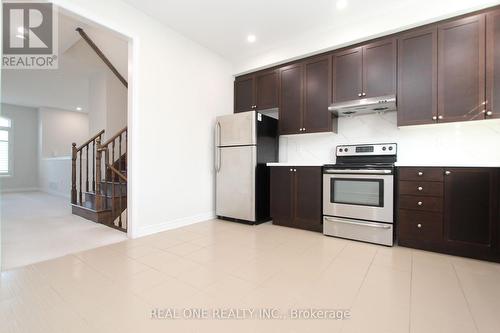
418;171;423;176
438;115;443;120
486;111;493;116
417;224;422;228
417;201;423;206
432;116;437;121
362;93;366;97
358;93;362;97
445;171;451;176
289;168;293;172
417;186;423;191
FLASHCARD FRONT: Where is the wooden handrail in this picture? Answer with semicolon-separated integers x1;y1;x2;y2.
75;129;105;151
100;127;127;147
107;164;127;182
76;27;128;88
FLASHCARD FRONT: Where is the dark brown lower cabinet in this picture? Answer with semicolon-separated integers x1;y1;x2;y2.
398;167;500;262
443;168;499;258
270;166;322;232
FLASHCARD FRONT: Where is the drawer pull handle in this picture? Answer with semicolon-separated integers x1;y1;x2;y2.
418;172;423;176
417;224;422;228
417;201;423;206
417;186;423;191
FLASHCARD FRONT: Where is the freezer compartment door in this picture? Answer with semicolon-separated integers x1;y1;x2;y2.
216;146;256;222
216;111;256;147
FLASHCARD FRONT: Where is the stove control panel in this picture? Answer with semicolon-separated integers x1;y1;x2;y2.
337;143;397;157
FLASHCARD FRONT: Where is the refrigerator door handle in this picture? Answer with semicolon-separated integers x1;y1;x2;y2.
215;122;222;172
215;148;221;172
215;121;221;147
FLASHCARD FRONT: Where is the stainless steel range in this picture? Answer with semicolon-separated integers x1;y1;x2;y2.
323;143;397;246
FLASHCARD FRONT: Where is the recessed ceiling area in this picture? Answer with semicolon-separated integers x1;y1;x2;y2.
122;0;500;73
1;10;128;112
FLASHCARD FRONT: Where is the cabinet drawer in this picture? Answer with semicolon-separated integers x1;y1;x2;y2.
399;167;444;182
399;210;443;243
399;181;444;197
399;195;443;212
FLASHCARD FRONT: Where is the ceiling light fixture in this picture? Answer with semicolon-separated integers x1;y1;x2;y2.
336;0;348;10
247;34;256;43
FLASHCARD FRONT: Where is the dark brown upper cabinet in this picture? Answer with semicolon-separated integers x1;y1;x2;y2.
303;56;337;134
332;38;396;103
234;70;278;113
397;27;438;126
487;9;500;119
279;56;336;135
234;75;254;113
270;166;322;232
255;70;279;111
279;63;303;135
443;168;498;257
332;47;363;103
363;39;397;98
438;14;486;123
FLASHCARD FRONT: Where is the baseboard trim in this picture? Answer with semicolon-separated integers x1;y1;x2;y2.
40;189;70;199
0;187;40;193
135;211;216;238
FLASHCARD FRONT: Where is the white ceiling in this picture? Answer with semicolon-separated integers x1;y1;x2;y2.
122;0;500;73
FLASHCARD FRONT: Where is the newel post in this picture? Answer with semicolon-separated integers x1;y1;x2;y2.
96;138;102;194
71;143;77;204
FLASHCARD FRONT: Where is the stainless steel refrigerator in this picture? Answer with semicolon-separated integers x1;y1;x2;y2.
215;111;278;224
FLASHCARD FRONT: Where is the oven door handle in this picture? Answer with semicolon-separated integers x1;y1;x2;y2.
324;169;392;175
324;217;392;229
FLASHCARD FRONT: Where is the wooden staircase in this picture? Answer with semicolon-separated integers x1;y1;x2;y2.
71;127;128;232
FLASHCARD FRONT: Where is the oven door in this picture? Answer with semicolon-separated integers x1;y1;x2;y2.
323;172;394;223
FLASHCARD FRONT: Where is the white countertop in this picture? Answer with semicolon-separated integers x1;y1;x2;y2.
267;162;327;167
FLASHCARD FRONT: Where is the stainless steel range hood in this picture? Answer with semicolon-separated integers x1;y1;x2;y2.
328;95;397;117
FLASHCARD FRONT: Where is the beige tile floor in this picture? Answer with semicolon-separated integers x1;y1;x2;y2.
1;219;500;333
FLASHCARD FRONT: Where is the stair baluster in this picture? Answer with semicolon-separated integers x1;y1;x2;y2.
79;149;83;204
72;127;127;232
71;143;77;204
85;145;89;192
119;133;122;173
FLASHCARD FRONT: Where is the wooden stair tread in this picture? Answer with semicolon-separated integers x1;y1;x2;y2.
84;191;127;199
72;201;110;213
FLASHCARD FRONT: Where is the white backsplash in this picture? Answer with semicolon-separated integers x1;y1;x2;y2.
279;112;500;166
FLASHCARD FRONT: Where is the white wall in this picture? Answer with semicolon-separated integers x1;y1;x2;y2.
37;107;90;197
1;56;91;111
38;157;73;198
105;71;128;136
88;73;107;136
53;0;234;237
280;112;500;167
0;104;39;191
38;107;89;158
66;32;128;138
